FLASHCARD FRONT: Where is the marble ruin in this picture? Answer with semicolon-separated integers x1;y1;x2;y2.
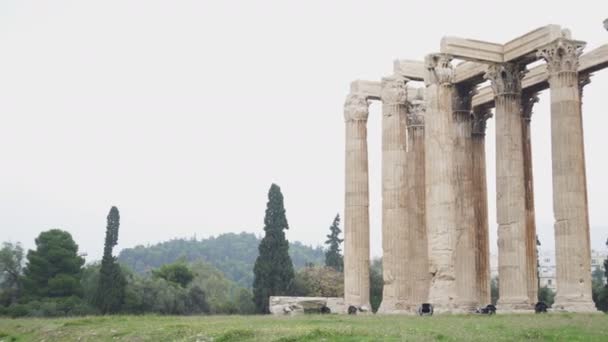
343;25;608;313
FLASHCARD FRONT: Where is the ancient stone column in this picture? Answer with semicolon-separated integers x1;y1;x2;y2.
485;63;531;311
521;92;539;305
423;54;458;312
471;105;492;306
538;39;596;312
343;92;371;309
378;75;410;313
453;83;479;311
406;89;429;310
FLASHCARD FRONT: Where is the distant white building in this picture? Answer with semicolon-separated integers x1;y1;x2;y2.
490;250;606;292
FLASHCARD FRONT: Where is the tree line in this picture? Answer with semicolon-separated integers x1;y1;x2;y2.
1;183;607;316
0;183;349;316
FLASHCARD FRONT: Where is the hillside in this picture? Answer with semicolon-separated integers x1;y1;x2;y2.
118;232;325;288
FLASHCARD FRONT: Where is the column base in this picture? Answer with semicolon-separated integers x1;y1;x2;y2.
344;301;372;314
552;299;598;313
427;303;478;314
496;297;534;313
377;301;418;315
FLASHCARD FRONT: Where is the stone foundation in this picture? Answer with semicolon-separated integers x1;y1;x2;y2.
269;296;350;315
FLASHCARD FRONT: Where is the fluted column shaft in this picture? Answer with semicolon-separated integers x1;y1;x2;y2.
472;106;492;306
344;93;371;309
521;93;539;305
406;92;429;309
453;84;478;311
424;54;458;311
538;39;595;312
486;63;531;311
378;76;410;313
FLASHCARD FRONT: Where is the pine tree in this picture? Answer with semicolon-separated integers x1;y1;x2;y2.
94;206;126;314
253;184;295;313
22;229;85;300
324;214;344;272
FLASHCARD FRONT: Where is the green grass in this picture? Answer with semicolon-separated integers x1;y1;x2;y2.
0;313;606;341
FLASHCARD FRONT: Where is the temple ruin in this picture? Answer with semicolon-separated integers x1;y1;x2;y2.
343;25;608;313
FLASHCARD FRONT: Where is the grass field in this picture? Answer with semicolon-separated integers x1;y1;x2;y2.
0;313;607;341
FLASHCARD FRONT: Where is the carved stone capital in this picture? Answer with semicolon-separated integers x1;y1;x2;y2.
380;75;408;107
537;38;585;75
484;63;526;97
453;83;476;117
521;92;539;122
579;73;592;94
424;54;454;86
472;105;493;136
344;93;370;122
406;94;425;128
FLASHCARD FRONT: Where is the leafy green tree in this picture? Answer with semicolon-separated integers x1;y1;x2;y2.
491;276;499;305
0;242;24;306
186;285;210;314
324;214;344;272
235;288;256;314
292;265;343;297
604;238;608;284
153;262;194;288
22;229;85;300
253;184;295;313
370;258;383;313
538;286;555;306
94;207;126;314
118;232;324;289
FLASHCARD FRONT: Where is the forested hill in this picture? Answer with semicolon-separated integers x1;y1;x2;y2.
117;232;325;288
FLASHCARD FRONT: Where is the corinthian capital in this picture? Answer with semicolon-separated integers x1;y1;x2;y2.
471;105;493;136
537;38;585;74
406;94;425;128
380;75;408;106
424;54;453;86
344;93;370;122
484;63;526;97
521;92;539;122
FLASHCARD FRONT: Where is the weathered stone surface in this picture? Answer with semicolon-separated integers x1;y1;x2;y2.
473;44;608;109
522;92;539;305
538;39;596;313
405;90;429;310
342;25;606;315
440;25;564;63
453;83;478;312
472;106;492;306
269;297;348;315
378;75;411;313
393;60;425;81
344;93;371;309
486;62;532;312
423;54;459;312
350;80;381;101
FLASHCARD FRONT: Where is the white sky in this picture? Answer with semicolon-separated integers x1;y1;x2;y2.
1;0;607;261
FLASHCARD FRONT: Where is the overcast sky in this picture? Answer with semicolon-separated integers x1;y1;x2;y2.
1;0;607;261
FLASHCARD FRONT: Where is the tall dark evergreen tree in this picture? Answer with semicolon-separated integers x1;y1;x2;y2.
604;238;608;285
324;214;344;272
22;229;85;300
94;206;126;314
253;184;295;313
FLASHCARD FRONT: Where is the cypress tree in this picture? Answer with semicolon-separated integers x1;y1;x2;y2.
253;184;295;313
94;206;126;314
324;214;344;272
